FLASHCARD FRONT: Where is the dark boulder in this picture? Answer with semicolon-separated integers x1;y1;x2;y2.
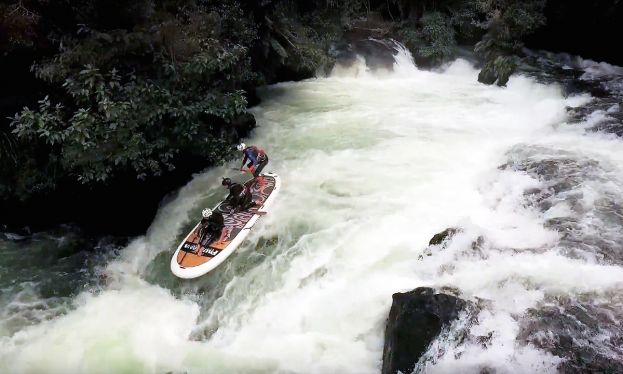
420;228;487;260
477;65;498;85
332;38;398;71
382;287;468;374
519;299;623;373
428;228;460;246
331;14;397;71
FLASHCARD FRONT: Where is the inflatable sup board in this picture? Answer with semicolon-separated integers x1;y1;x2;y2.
170;173;280;279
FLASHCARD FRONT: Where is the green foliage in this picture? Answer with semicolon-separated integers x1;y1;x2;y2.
0;0;353;201
0;129;18;167
390;0;545;82
263;2;343;76
396;11;456;66
473;0;546;40
416;12;456;62
10;3;255;186
473;0;546;85
1;0;554;203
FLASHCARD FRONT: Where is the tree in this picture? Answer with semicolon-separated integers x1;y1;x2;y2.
9;3;255;193
473;0;546;85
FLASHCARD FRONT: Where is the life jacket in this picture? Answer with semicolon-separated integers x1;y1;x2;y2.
245;146;267;161
230;182;246;197
257;147;266;159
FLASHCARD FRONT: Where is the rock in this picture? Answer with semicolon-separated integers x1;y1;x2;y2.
420;228;482;260
477;64;497;85
428;228;460;246
382;287;468;374
332;38;398;71
519;299;623;373
331;14;398;71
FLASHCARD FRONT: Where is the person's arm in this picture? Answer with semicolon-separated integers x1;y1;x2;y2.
240;150;249;170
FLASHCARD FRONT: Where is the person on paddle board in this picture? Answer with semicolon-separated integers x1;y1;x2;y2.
237;143;268;185
198;208;227;251
222;177;257;212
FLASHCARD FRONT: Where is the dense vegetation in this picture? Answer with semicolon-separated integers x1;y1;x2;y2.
1;0;621;231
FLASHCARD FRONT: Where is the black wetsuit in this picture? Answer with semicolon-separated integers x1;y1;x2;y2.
199;212;224;246
226;183;256;211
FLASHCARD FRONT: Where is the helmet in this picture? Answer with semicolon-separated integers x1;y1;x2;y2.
202;208;212;218
221;177;231;186
236;143;246;151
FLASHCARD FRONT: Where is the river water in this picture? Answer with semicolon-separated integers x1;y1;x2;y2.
2;47;623;373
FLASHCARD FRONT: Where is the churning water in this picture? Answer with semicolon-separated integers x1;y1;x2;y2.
2;46;623;373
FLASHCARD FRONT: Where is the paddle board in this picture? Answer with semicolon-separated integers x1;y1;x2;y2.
170;172;280;279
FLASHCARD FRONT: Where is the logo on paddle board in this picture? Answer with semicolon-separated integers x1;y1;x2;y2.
203;247;219;257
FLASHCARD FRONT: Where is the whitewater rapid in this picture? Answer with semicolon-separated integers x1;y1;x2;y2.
2;48;623;373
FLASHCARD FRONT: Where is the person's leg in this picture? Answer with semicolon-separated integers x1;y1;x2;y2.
230;195;241;212
204;229;218;247
197;227;209;254
253;157;268;187
240;193;254;210
254;157;268;176
217;228;229;242
242;192;252;208
199;226;207;242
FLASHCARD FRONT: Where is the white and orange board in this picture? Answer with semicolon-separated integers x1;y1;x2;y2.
170;173;280;279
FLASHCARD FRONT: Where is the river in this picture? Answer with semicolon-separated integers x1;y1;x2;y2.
2;46;623;373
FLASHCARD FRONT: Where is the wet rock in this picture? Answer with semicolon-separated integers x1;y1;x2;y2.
501;147;623;265
330;14;398;71
475;331;494;349
332;38;398;71
419;228;460;259
477;65;498;85
519;50;623;138
382;287;468;374
519;297;623;373
421;228;486;260
428;228;460;246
